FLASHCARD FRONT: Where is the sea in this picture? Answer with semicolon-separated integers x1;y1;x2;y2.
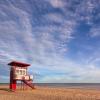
35;83;100;89
1;83;100;90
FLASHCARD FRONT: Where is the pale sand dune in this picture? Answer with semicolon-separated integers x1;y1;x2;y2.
0;85;100;100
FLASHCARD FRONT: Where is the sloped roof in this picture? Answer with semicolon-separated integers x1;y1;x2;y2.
8;61;30;67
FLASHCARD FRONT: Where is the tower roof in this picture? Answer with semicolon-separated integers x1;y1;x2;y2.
8;61;30;67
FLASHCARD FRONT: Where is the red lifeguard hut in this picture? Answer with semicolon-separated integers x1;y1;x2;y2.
8;61;34;91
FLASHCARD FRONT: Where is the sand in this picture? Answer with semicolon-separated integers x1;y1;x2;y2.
0;85;100;100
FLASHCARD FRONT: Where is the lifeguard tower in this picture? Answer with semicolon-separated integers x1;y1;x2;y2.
8;61;34;91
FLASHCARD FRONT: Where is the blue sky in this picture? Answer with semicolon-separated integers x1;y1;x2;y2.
0;0;100;83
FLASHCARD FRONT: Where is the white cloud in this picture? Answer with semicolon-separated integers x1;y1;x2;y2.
36;62;100;83
47;0;65;8
89;26;100;37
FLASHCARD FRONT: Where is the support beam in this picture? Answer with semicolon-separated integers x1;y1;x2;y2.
10;67;16;91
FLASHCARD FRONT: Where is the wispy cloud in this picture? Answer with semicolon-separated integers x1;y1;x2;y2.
0;0;100;83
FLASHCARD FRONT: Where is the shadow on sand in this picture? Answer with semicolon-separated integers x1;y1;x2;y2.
0;88;14;92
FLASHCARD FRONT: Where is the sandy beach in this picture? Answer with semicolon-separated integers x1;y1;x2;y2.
0;85;100;100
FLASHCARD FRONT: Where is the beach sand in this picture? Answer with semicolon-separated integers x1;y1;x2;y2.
0;85;100;100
